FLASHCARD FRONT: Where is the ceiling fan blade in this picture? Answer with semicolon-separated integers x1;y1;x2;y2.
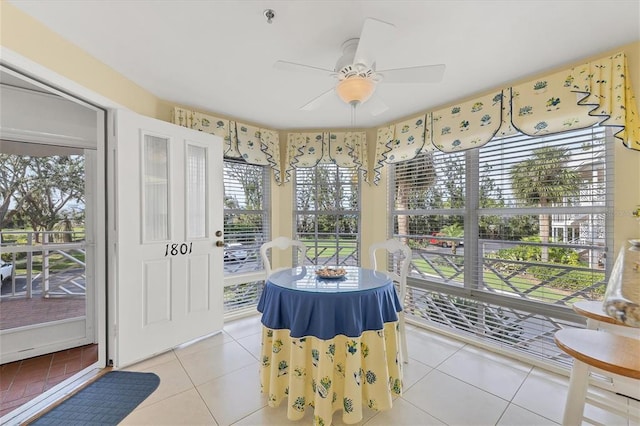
353;18;396;67
378;64;446;83
274;60;335;76
367;96;388;116
300;87;336;111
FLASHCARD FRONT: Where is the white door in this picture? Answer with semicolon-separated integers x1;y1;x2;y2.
112;109;224;367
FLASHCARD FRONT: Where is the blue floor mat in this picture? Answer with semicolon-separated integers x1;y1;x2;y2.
30;371;160;425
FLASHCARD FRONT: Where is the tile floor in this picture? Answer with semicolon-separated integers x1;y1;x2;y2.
0;344;98;418
110;314;639;426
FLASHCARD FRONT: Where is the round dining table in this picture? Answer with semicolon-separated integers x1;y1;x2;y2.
257;265;403;425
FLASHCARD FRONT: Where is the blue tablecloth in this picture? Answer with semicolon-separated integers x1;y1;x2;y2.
257;266;403;339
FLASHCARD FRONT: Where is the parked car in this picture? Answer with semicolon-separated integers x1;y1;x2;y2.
0;262;13;282
429;232;450;247
429;232;463;247
223;243;248;262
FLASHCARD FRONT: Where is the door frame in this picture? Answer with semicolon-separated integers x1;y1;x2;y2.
0;78;101;364
1;48;113;372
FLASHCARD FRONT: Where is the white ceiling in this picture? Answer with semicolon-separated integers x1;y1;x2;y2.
8;0;640;130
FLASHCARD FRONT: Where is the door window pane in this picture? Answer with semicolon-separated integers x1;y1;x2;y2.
186;144;207;239
143;135;169;242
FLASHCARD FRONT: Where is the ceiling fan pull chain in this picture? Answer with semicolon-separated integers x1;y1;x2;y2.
351;104;356;127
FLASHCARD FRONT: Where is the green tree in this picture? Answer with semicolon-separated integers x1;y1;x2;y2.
511;146;581;262
224;161;266;237
479;163;505;238
394;153;436;244
441;155;465;209
8;155;85;241
440;223;464;254
0;155;30;228
224;161;263;209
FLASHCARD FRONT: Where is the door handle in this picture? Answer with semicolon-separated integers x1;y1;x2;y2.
215;241;225;247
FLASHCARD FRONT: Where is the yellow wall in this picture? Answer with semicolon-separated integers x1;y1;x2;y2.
2;2;639;270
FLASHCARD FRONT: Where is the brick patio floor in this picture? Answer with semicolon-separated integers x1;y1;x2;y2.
0;296;95;418
0;297;86;330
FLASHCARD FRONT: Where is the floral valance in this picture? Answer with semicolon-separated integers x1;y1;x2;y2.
172;107;283;185
373;115;428;185
374;52;639;181
431;91;505;152
569;52;638;149
285;131;368;183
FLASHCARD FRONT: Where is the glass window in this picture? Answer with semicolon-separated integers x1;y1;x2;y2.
390;125;612;368
294;164;360;266
475;128;608;303
222;159;270;275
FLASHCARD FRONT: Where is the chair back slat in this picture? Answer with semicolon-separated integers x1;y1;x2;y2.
260;236;307;277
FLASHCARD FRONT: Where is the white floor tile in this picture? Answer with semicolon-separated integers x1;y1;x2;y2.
403;369;509;425
511;368;569;423
398;358;432;392
497;403;559;425
121;388;218;425
437;345;532;400
223;314;263;340
197;363;265;426
233;402;314;425
364;398;445;425
405;328;464;368
125;357;198;409
177;340;257;386
236;332;263;361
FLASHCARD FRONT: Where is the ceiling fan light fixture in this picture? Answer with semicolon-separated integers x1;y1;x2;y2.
336;77;375;106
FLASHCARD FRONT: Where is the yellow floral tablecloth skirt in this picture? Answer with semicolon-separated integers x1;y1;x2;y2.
260;321;403;425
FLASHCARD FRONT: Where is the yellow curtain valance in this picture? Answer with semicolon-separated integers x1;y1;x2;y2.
373;115;428;185
374;52;639;178
510;52;638;145
284;131;369;183
431;91;505;152
172;107;283;185
570;52;639;149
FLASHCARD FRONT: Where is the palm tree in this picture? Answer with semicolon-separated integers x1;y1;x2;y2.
394;153;435;245
440;223;464;255
511;146;581;262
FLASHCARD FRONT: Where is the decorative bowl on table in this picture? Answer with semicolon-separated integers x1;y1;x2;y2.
315;267;347;279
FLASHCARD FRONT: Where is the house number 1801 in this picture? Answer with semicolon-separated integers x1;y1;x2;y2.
164;242;193;256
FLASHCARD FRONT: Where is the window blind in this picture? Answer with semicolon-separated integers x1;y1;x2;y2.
223;159;271;275
390;124;613;369
294;163;360;266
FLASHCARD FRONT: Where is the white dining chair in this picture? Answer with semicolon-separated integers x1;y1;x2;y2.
369;238;411;363
260;236;307;278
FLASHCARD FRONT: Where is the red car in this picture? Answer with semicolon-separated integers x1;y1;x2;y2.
429;233;449;247
429;232;463;247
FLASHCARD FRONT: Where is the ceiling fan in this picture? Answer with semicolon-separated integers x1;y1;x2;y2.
274;17;446;116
